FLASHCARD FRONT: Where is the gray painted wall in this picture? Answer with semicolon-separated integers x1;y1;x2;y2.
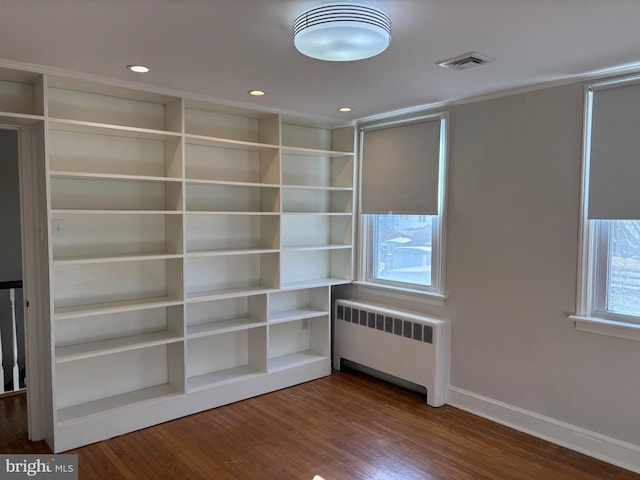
341;81;640;447
0;128;25;390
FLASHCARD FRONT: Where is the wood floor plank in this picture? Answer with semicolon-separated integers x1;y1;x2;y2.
1;369;638;479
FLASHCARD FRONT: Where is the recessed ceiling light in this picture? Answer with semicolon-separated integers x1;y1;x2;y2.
249;90;265;96
338;107;352;112
126;65;150;73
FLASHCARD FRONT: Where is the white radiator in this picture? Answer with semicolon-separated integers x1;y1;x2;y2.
333;299;450;407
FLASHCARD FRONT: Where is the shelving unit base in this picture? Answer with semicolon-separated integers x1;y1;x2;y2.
52;359;330;452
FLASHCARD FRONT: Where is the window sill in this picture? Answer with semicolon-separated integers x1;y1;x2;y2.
569;315;640;342
353;281;447;307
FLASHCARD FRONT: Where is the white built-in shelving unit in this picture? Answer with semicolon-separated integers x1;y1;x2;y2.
0;66;355;452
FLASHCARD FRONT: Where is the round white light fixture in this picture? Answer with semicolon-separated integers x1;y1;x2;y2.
338;107;352;112
293;3;391;62
126;64;150;73
248;90;266;96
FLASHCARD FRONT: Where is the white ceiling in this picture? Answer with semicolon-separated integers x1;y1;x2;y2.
2;0;640;122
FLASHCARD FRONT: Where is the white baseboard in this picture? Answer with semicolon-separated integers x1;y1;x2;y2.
448;386;640;474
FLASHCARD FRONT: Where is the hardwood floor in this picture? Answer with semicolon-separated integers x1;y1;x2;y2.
2;369;639;479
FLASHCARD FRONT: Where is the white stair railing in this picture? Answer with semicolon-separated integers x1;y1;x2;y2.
10;287;20;391
1;280;23;394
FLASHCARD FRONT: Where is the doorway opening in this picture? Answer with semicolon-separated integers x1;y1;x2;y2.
0;128;26;396
0;122;48;446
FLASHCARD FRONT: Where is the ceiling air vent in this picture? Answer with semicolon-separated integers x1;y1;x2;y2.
437;52;494;70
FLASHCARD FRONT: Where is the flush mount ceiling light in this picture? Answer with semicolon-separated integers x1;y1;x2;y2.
248;90;266;96
293;3;391;61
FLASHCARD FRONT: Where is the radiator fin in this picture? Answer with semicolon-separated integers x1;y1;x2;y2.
337;304;433;344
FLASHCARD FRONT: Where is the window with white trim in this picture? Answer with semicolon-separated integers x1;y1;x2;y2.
359;113;447;294
591;220;640;321
576;76;640;332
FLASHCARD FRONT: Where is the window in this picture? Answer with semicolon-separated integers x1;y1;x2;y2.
359;113;447;294
574;75;640;337
591;220;640;321
365;214;438;289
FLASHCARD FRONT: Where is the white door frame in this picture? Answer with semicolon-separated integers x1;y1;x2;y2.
2;121;49;441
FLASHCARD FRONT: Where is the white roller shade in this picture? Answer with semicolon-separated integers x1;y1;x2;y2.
589;81;640;219
361;117;442;215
